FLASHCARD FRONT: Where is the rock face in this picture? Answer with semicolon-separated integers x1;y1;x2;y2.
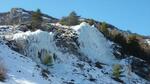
0;8;58;25
54;27;80;55
130;57;150;81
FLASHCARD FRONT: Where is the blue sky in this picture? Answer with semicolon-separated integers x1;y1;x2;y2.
0;0;150;35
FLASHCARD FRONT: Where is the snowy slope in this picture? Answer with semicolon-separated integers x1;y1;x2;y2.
0;42;50;84
0;37;119;84
0;22;149;84
72;22;117;64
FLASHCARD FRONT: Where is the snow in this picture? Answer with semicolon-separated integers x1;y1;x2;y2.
0;38;119;84
42;16;50;20
0;43;50;84
15;8;29;15
0;22;149;84
72;22;118;64
22;11;29;15
51;23;69;28
146;39;150;45
0;25;21;36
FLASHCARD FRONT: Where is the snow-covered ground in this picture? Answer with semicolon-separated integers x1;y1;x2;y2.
146;39;150;45
0;43;50;84
0;41;119;84
0;22;149;84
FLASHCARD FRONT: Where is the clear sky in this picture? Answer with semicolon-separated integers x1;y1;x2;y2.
0;0;150;35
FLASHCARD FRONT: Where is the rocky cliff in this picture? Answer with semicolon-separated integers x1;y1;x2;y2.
0;8;58;25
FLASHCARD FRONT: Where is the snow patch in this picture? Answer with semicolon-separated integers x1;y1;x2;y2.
42;16;50;20
146;39;150;45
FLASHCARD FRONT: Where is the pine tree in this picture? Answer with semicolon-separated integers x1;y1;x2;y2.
68;11;79;26
31;9;43;30
60;11;79;26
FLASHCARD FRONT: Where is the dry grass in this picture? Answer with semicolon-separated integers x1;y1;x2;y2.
0;59;7;82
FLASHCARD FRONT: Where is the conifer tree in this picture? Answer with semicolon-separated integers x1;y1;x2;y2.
31;9;43;30
60;11;79;26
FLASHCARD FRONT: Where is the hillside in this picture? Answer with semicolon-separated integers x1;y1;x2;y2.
0;8;150;84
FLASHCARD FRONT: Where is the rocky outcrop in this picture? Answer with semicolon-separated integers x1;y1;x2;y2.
130;57;150;81
54;27;80;55
0;8;58;25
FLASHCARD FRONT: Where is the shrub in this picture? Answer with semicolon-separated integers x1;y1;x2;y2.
114;33;127;49
59;17;68;25
127;35;141;56
43;53;53;66
112;64;122;79
86;19;95;26
0;60;6;82
99;22;109;37
46;24;53;31
60;11;79;26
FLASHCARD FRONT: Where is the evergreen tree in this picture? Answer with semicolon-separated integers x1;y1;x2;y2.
68;11;79;26
31;9;43;30
60;11;79;26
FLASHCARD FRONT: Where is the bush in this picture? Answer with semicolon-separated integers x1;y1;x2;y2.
59;17;68;25
112;64;122;79
99;22;109;37
42;53;54;66
86;19;95;26
46;24;53;31
60;11;79;26
114;33;127;49
0;60;6;82
127;35;141;56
